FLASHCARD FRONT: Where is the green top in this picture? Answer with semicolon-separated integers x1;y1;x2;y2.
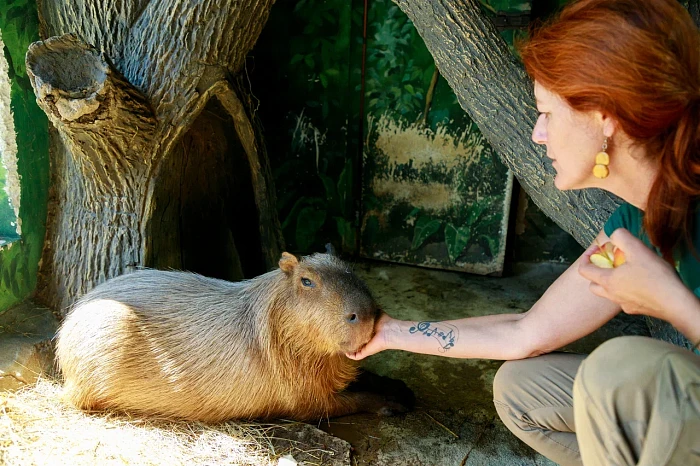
604;203;700;298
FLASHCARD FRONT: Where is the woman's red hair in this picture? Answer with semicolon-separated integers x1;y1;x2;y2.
520;0;700;262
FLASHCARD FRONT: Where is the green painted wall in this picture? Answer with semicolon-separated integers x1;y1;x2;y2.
252;0;586;267
0;154;17;239
0;0;50;312
253;0;521;265
359;1;522;275
252;0;363;255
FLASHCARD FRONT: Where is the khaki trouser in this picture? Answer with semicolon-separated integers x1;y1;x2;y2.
493;336;700;466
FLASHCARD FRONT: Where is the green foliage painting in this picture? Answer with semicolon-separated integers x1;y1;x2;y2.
359;0;515;274
0;0;51;311
0;0;38;241
0;159;17;240
253;0;362;255
254;0;527;274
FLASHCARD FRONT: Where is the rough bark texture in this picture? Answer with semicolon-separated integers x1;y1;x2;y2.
394;0;622;248
27;34;157;308
30;0;282;315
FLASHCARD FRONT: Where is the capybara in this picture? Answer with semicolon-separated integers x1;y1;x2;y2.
56;251;407;423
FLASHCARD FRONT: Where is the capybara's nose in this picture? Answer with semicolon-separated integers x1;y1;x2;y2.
345;306;377;324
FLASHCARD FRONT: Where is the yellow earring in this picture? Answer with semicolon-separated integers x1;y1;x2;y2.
593;137;610;179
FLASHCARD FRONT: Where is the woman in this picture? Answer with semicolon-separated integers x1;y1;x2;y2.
347;0;700;464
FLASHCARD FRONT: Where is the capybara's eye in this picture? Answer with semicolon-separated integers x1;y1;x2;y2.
301;277;315;288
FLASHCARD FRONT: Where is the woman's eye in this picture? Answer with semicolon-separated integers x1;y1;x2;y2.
301;277;315;288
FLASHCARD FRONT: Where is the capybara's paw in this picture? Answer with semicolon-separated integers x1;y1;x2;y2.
353;392;410;417
376;398;410;417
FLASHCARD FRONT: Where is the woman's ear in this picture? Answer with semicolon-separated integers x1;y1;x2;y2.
601;113;618;139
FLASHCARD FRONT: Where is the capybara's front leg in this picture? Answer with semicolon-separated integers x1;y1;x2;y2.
323;391;410;418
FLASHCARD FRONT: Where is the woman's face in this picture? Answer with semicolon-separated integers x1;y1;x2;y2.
532;81;606;191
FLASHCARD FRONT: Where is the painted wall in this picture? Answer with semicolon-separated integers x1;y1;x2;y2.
253;0;585;267
0;0;50;312
0;138;18;240
252;0;363;255
359;0;516;275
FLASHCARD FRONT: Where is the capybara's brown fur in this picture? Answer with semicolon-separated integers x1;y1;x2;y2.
56;252;397;423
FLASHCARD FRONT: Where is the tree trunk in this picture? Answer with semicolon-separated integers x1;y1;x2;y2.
394;0;622;248
27;35;156;295
30;0;283;315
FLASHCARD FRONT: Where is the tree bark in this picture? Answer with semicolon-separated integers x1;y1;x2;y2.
27;35;156;302
394;0;622;248
30;0;283;315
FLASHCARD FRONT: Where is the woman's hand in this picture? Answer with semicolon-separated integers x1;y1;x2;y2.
346;312;398;360
578;228;689;321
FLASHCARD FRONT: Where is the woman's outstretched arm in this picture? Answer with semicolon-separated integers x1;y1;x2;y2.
348;231;622;361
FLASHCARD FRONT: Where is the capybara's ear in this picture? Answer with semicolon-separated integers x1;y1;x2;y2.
279;252;299;273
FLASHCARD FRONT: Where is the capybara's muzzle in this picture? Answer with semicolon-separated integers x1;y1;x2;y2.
342;306;379;353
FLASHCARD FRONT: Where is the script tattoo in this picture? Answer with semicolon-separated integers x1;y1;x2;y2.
408;321;458;352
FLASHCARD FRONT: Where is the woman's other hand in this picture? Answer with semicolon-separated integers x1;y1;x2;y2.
578;228;691;321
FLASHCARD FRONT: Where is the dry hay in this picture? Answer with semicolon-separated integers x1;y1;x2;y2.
0;379;349;466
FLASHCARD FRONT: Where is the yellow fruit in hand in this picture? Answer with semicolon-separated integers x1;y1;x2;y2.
612;247;626;267
589;242;626;268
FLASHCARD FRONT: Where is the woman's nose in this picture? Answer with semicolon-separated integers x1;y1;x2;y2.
532;114;547;145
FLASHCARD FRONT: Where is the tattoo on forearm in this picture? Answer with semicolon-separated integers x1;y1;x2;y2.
408;321;458;352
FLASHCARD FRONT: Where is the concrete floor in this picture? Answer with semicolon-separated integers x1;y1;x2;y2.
0;260;649;465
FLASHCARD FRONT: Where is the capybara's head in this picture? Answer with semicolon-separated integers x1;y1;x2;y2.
278;251;379;354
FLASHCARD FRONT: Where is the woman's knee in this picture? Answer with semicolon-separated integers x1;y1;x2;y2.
573;336;700;465
494;353;582;447
493;360;522;405
493;359;531;432
584;335;650;362
493;353;584;408
574;336;672;396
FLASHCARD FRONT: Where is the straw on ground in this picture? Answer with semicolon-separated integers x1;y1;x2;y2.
0;378;342;466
